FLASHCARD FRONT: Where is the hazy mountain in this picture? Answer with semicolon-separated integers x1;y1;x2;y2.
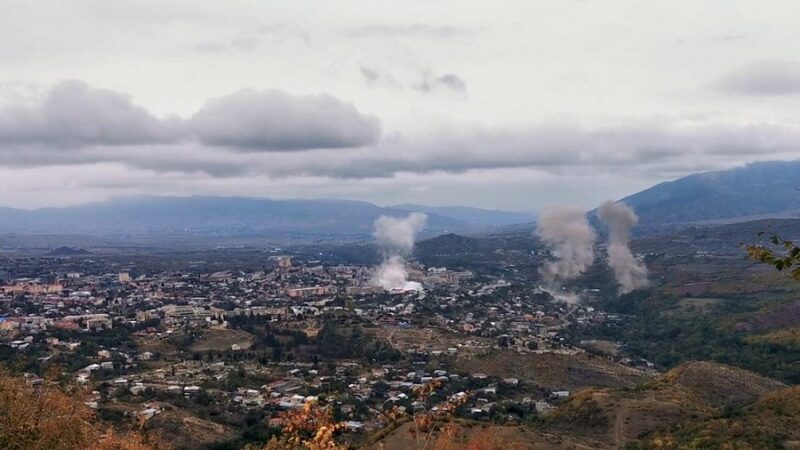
47;246;91;256
620;160;800;226
391;203;536;226
0;196;479;240
6;159;800;244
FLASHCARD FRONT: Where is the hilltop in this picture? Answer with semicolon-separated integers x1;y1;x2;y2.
547;361;786;448
619;160;800;229
635;384;800;448
46;246;91;256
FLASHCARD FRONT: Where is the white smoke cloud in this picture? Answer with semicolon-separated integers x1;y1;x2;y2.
373;212;427;256
372;212;427;291
375;255;423;292
535;206;596;285
597;201;649;294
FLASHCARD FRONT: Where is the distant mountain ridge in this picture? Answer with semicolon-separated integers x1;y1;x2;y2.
620;160;800;227
47;246;91;256
0;196;484;240
390;203;536;227
3;160;799;244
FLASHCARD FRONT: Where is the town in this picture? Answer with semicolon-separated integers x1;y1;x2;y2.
0;247;651;448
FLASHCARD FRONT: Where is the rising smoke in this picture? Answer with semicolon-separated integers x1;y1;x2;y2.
535;206;596;285
597;201;648;294
373;212;427;291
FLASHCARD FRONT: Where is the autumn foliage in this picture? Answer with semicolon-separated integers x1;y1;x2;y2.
250;379;525;450
0;369;528;450
0;369;157;450
747;232;800;279
248;402;346;450
428;424;526;450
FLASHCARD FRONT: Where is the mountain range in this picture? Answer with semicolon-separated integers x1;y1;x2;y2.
0;196;492;241
390;203;536;226
621;160;800;226
1;159;800;245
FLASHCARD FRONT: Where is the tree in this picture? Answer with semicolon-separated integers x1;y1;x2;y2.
248;402;345;450
0;368;160;450
747;232;800;279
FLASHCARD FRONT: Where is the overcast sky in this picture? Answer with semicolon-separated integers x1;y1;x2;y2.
2;0;800;211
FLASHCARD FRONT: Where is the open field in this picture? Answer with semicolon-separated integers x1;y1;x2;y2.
454;350;649;391
579;339;620;357
143;403;238;449
134;328;255;357
372;326;493;357
376;420;607;450
190;328;254;352
746;327;800;348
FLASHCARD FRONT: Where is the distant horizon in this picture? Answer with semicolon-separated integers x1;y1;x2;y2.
0;157;792;213
0;193;540;215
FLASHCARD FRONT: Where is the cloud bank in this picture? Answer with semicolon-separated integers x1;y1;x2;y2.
0;81;381;151
3;80;800;209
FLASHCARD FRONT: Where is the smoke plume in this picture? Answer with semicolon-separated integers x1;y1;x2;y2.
597;201;648;294
535;206;596;285
373;212;427;291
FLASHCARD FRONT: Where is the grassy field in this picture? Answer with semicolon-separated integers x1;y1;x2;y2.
371;326;493;357
546;361;786;448
376;420;605;450
746;327;800;348
190;328;254;352
454;350;648;391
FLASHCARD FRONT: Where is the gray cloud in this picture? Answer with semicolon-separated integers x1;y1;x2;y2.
0;81;381;153
360;67;380;84
347;24;469;39
4;118;800;183
109;121;798;180
2;82;800;185
189;89;381;150
360;67;466;94
413;71;467;94
230;37;259;50
358;66;404;90
195;37;260;53
438;74;467;92
0;80;184;146
193;42;228;53
257;24;311;45
247;121;800;180
716;60;800;95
